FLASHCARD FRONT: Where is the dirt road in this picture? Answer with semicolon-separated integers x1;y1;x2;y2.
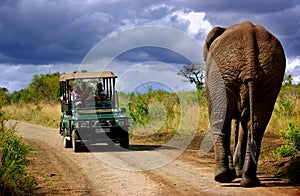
12;121;299;195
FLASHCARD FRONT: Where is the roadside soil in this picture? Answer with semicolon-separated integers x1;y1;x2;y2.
9;120;300;195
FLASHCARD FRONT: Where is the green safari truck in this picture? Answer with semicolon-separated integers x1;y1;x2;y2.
59;71;129;152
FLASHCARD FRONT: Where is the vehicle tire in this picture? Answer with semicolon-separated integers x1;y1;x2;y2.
59;122;64;135
120;139;129;149
63;131;72;148
72;130;81;152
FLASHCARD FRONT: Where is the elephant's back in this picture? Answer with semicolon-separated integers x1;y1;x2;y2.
254;25;286;82
208;21;285;84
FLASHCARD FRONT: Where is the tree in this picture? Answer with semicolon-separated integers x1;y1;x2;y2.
9;72;60;103
177;62;205;91
0;88;9;106
28;72;60;102
177;63;207;104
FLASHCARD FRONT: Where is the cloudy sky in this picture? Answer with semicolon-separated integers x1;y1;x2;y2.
1;0;300;92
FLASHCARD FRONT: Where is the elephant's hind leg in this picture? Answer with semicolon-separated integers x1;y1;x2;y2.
240;89;278;187
233;120;247;177
214;120;236;183
240;137;261;187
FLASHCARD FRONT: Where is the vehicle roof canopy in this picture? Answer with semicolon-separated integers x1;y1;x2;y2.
59;71;117;81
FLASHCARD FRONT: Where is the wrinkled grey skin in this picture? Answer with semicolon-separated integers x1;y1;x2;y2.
204;21;285;187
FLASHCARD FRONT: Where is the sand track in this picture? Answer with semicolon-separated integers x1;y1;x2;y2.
9;120;299;195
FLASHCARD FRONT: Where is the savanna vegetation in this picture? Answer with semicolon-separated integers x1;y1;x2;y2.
0;72;60;195
0;91;37;195
0;70;299;186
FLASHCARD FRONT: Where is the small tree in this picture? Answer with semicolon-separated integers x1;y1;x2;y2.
178;63;206;104
177;62;205;91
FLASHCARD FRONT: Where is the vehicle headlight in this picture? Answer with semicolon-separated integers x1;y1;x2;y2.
117;119;128;126
76;121;89;128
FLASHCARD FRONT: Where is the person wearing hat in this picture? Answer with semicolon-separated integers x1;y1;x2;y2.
95;83;110;107
100;91;107;100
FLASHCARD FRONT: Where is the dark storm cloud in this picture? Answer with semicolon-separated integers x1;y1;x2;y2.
1;0;299;64
114;47;191;65
0;0;121;64
1;0;300;91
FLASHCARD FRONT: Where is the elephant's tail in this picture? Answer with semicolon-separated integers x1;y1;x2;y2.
248;80;258;164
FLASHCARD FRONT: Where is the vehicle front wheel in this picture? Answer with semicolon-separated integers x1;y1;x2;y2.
72;130;81;152
120;139;129;149
63;131;72;148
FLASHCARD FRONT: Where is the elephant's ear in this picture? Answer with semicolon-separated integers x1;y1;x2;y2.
203;26;226;61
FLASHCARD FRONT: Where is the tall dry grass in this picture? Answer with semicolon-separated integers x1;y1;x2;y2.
267;86;300;135
4;103;61;128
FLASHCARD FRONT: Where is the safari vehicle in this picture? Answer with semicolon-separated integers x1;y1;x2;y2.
59;71;129;152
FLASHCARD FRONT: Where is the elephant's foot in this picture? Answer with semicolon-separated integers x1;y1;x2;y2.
240;176;261;187
215;167;236;183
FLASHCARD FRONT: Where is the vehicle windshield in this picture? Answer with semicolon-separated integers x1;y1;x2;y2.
70;78;115;110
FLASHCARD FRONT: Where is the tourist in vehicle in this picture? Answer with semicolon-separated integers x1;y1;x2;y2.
74;86;81;100
95;91;111;108
95;82;105;101
80;83;90;100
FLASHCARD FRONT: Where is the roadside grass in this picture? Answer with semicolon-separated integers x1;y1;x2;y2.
261;85;300;183
262;86;300;159
119;90;209;143
4;102;61;128
267;87;300;136
0;122;37;195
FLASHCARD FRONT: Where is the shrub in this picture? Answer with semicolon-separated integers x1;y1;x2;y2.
282;123;300;151
275;145;297;158
275;122;300;157
128;93;150;125
127;89;181;130
274;96;293;117
0;124;36;195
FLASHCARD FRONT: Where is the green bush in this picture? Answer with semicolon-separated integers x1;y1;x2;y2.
274;84;300;118
128;93;150;125
282;123;300;150
275;145;297;158
274;96;293;117
0;125;36;195
127;88;181;131
275;122;300;157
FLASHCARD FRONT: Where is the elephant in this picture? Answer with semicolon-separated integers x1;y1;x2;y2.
203;21;286;187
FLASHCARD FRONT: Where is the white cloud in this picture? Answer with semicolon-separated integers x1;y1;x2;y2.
286;56;300;84
293;76;300;84
172;11;212;36
118;6;212;40
286;56;300;72
145;3;174;13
